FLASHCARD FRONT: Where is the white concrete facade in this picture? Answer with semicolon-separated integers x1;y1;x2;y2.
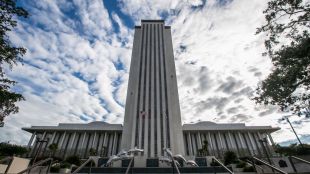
23;122;122;159
183;121;279;159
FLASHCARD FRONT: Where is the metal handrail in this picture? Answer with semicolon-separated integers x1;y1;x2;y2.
71;158;94;174
212;157;234;174
17;157;52;174
245;159;264;173
252;157;287;174
290;156;310;165
125;157;134;174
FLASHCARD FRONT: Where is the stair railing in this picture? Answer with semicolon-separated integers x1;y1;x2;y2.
71;156;99;174
290;156;310;165
212;157;234;174
252;156;287;174
289;156;310;173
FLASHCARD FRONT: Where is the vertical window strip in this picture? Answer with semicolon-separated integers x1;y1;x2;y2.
162;25;170;148
154;24;158;156
135;24;145;148
142;24;149;151
147;24;152;157
158;24;164;156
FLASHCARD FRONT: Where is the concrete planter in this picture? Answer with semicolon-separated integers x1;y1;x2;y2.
233;166;243;172
59;168;71;173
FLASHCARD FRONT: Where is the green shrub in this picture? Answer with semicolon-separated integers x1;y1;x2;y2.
210;160;220;166
89;148;97;156
243;166;255;172
0;142;28;156
60;162;71;169
65;155;81;166
85;160;96;167
223;151;238;165
50;163;60;173
236;161;246;168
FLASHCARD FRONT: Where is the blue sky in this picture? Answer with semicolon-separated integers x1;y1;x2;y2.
2;0;310;146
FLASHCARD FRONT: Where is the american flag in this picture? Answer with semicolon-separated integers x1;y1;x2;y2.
140;111;147;119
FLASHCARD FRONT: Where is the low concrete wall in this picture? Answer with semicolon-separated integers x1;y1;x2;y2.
0;164;8;173
6;157;30;174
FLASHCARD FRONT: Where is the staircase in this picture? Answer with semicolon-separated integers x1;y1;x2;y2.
76;166;232;173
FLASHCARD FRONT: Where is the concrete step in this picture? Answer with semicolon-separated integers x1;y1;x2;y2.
77;166;233;173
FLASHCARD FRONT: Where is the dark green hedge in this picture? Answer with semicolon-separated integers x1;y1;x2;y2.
0;142;28;156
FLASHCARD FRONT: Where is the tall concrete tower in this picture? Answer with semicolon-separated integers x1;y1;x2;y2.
121;20;184;166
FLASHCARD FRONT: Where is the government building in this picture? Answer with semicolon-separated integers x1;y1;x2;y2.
22;20;280;167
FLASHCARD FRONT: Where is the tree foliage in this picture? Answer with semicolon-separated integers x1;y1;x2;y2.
223;151;238;165
0;0;28;124
197;140;209;156
0;142;28;156
65;155;81;166
274;143;310;156
254;0;310;114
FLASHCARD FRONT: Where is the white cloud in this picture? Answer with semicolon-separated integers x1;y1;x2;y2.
1;0;309;145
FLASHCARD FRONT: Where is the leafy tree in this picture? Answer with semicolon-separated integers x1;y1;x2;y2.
0;0;28;125
254;0;310;114
223;151;238;165
48;143;58;157
274;143;310;156
197;140;209;156
0;142;28;156
65;155;81;166
89;148;97;156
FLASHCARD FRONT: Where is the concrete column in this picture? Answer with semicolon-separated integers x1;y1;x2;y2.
197;132;202;149
251;133;261;156
187;132;193;156
41;131;47;140
201;133;205;143
102;132;108;156
244;132;254;155
218;132;224;150
267;133;275;146
150;24;156;158
27;132;36;148
262;133;273;155
109;133;114;156
49;132;56;145
155;23;161;157
159;25;167;155
80;132;87;150
91;132;97;149
191;133;197;155
228;132;236;149
207;132;214;155
97;133;104;154
238;132;246;148
112;132;118;155
144;23;151;158
69;132;76;149
238;132;247;155
248;132;257;154
58;132;66;149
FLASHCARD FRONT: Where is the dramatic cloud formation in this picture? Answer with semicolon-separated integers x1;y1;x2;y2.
1;0;309;145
